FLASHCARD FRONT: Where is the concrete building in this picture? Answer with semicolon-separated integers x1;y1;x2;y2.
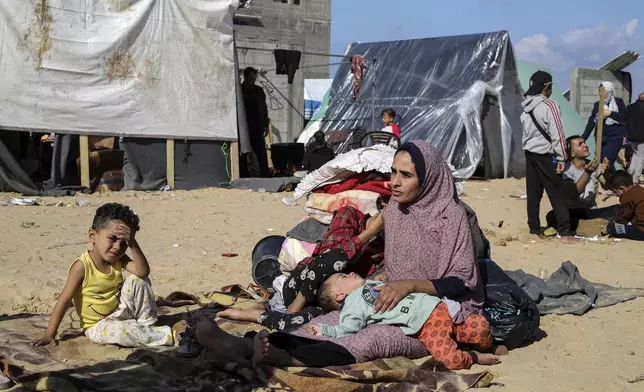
234;0;332;143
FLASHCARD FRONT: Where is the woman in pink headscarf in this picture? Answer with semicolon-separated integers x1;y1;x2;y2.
374;140;484;324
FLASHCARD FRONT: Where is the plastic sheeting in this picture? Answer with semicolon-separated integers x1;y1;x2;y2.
307;31;526;179
0;0;239;140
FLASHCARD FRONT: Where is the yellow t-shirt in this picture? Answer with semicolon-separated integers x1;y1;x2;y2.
72;251;123;328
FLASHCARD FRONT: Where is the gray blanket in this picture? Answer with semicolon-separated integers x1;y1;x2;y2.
224;177;300;192
507;261;644;315
286;218;328;243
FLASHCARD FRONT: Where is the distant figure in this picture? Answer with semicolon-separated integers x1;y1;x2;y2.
301;131;335;172
545;136;616;232
520;70;574;243
627;93;644;185
605;170;644;241
242;67;270;177
582;82;628;168
380;108;401;139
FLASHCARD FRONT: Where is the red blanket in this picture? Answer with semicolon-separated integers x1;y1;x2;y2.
314;173;391;196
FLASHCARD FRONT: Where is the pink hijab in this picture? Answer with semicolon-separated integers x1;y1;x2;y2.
383;140;484;324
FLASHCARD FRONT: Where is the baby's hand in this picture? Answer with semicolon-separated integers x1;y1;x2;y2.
33;334;57;347
306;325;322;336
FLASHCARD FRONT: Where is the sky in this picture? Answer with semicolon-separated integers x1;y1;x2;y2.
330;0;644;100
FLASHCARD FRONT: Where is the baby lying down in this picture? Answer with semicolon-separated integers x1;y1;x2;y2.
306;272;506;370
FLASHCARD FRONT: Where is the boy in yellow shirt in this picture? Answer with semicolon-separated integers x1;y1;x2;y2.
34;203;172;347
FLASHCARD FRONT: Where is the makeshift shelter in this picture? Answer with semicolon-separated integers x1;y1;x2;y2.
0;0;244;194
299;31;528;179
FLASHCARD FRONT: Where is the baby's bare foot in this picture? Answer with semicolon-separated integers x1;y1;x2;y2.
473;352;501;366
492;345;509;356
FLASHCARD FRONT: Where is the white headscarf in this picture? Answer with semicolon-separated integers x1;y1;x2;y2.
598;81;620;125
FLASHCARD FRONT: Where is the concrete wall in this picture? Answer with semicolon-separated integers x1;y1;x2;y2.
570;68;632;123
234;0;331;143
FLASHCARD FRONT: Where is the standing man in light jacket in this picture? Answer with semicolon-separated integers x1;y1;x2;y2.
627;93;644;185
521;71;575;243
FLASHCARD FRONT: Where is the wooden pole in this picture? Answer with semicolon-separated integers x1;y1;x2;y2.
79;135;90;188
265;122;274;169
230;141;239;180
166;139;175;188
595;86;606;161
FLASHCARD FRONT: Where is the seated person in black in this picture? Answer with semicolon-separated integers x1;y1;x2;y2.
302;131;335;172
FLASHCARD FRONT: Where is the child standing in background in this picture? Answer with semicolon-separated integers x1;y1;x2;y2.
381;108;401;139
34;203;173;347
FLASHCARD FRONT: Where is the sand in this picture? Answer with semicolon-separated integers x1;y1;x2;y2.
1;178;643;391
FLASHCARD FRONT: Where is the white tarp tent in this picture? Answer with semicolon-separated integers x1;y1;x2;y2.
0;0;240;140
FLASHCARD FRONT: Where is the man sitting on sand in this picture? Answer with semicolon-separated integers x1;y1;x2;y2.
545;135;617;234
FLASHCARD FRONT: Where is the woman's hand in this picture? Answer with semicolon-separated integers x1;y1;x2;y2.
603;108;612;117
365;213;384;235
373;281;412;313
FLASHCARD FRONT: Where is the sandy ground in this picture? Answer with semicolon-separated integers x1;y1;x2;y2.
1;178;643;391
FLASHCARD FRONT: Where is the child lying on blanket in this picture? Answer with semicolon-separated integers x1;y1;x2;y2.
306;272;505;370
34;203;173;348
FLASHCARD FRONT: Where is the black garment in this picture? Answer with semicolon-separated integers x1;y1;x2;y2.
302;142;335;172
546;205;618;233
461;200;491;259
607;221;644;241
245;331;356;367
274;50;302;84
432;277;467;298
525;151;571;236
251;138;270;178
283;249;350;305
627;101;644;142
259;306;324;331
242;81;270;177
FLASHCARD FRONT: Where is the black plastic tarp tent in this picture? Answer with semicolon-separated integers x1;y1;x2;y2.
306;31;526;179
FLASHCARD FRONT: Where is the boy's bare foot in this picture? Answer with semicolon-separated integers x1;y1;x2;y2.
473;352;501;366
560;236;580;244
194;312;252;365
252;330;271;366
492;345;509;356
251;329;304;368
218;308;264;323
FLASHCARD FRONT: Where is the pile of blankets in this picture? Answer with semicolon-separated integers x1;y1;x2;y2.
294;146;394;225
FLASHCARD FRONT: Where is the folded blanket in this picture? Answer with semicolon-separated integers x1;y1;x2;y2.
304;190;380;224
313;172;391;196
278;237;317;273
